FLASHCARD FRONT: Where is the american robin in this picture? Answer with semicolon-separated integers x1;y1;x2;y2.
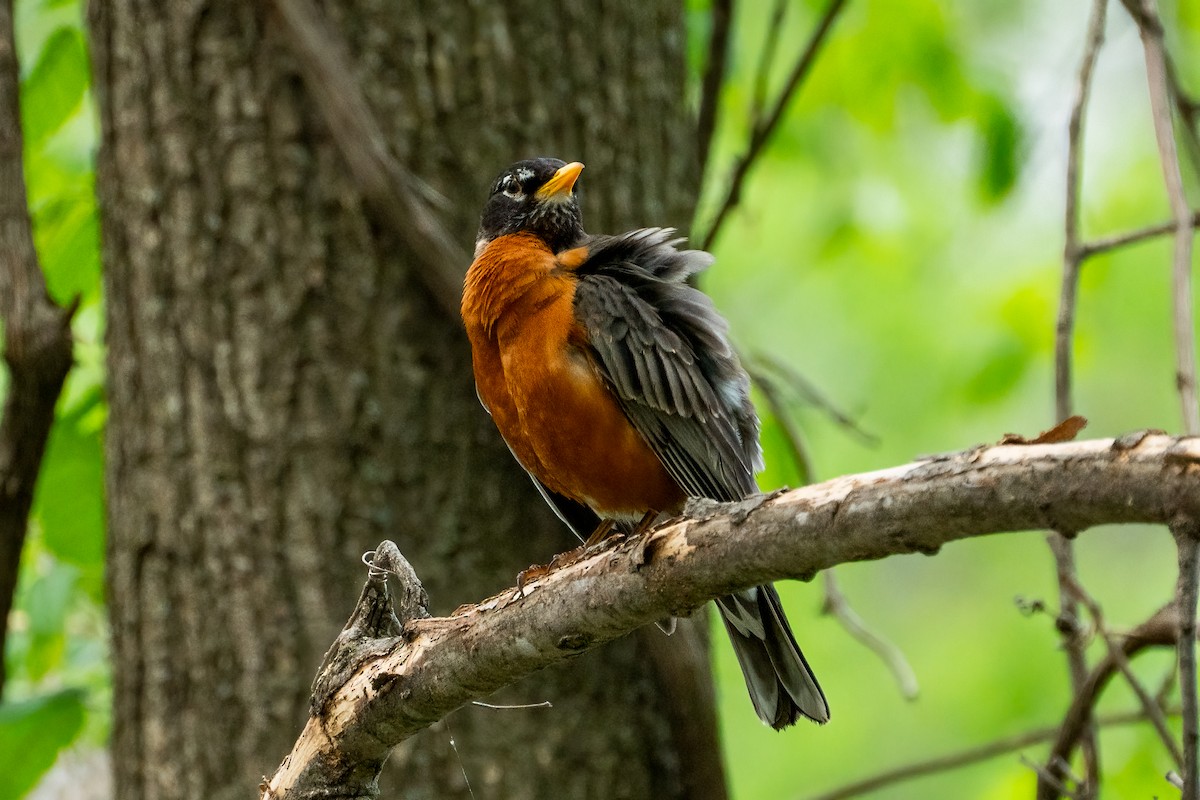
461;157;829;729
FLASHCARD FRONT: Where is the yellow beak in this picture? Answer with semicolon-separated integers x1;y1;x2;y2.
535;161;584;201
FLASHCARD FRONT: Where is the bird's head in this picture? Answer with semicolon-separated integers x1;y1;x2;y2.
476;158;585;255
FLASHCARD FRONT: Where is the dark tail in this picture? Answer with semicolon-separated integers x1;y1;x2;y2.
715;584;829;729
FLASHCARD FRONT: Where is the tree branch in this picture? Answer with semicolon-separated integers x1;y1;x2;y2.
1077;211;1200;260
1056;0;1107;426
1173;525;1200;798
1065;576;1184;767
699;0;848;250
264;434;1200;799
1120;0;1200;435
809;706;1180;800
821;570;918;701
1037;603;1191;800
0;0;76;699
266;0;468;319
1052;3;1109;787
696;0;733;181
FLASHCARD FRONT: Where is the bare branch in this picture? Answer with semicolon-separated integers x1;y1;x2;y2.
0;0;76;699
1163;40;1200;180
809;707;1180;800
1051;3;1109;787
265;435;1200;799
821;570;918;700
749;0;788;126
699;0;848;250
1173;524;1200;799
751;351;878;446
1077;211;1200;260
1045;533;1101;796
751;366;816;485
1065;576;1184;766
1056;0;1107;424
1037;603;1192;800
266;0;468;319
1120;0;1200;434
697;0;733;180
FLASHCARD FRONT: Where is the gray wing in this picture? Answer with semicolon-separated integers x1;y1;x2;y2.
572;228;761;503
573;230;829;728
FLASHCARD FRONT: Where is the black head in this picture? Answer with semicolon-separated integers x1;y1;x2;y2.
476;157;585;254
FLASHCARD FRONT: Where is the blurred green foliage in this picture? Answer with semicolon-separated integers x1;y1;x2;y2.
0;689;86;798
2;0;1197;797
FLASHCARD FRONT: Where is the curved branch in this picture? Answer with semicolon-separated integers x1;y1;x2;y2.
810;706;1180;800
699;0;848;250
1037;603;1188;800
264;434;1200;799
266;0;468;318
696;0;733;180
0;0;76;700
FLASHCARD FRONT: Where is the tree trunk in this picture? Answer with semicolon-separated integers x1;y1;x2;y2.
89;1;721;798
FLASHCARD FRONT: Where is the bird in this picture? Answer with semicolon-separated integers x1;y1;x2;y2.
461;156;829;729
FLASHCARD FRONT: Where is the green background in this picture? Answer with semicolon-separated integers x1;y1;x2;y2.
3;0;1197;796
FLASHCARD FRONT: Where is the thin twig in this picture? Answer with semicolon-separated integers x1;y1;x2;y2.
752;351;878;446
1064;576;1184;767
1172;525;1200;799
266;0;468;319
807;707;1178;800
700;0;848;250
697;0;733;181
1025;754;1083;800
752;368;815;485
1044;534;1101;798
1056;0;1108;423
1077;211;1200;260
1120;0;1200;435
821;571;919;700
1048;3;1109;792
1038;603;1186;800
1164;54;1200;180
750;0;788;125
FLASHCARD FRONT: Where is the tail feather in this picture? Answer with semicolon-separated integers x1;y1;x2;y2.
716;585;829;729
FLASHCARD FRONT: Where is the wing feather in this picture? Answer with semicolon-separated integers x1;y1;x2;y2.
572;229;761;502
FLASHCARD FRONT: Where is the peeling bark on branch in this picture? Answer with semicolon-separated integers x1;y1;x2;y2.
264;434;1200;799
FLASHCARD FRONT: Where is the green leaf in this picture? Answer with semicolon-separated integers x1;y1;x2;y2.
0;689;86;798
25;564;77;637
32;418;105;567
19;27;89;146
16;550;79;683
962;339;1029;404
32;189;101;305
976;94;1023;203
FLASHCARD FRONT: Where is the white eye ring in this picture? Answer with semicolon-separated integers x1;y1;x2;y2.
502;177;522;198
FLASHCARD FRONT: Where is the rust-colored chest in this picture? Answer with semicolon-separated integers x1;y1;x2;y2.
461;235;685;520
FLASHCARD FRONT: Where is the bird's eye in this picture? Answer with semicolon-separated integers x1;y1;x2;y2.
502;177;522;198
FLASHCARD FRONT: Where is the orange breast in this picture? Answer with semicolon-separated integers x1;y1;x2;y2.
462;234;685;521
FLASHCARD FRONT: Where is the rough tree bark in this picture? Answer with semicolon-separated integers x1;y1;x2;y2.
89;2;716;799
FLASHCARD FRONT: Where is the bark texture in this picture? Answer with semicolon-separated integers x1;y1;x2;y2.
89;2;713;798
